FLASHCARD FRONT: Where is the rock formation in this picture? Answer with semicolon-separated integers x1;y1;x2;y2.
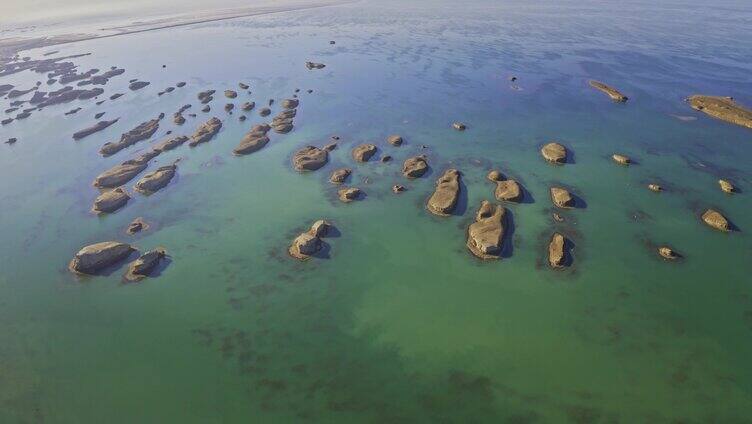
69;241;134;275
466;200;506;259
427;169;461;216
589;80;628;102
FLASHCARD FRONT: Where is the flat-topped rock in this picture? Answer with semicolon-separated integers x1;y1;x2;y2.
92;187;130;214
719;179;735;193
69;241;134;275
612;154;631;165
550;187;574;208
94;158;150;188
124;248;167;282
100;118;160;156
189;117;222;147
72;119;119;140
402;155;428;178
338;187;362;203
548;233;570;268
387;135;403;146
352;144;377;162
329;168;351;184
687;95;752;130
292;146;328;171
701;209;730;232
134;163;177;194
494;179;522;202
427;169;461;216
589;80;628;102
541;142;567;164
466;200;506;259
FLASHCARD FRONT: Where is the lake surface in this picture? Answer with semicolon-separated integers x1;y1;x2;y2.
2;0;752;422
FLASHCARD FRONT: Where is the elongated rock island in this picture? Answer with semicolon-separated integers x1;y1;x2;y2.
687;95;752;130
427;169;461;216
466;200;506;259
589;80;628;102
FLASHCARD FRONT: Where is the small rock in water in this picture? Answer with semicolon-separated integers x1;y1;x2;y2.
548;233;571;268
123;248;167;282
550;187;575;209
259;107;271;117
352;144;377;162
381;155;392;163
329;168;351;184
126;217;149;235
452;122;466;131
658;246;680;260
305;61;326;70
648;183;662;192
6;137;18;144
552;213;564;222
387;135;403;146
718;179;735;193
392;185;406;193
612;154;631;165
69;241;135;275
466;200;506;260
427;169;461;216
541;142;567;164
701;209;731;232
289;220;334;260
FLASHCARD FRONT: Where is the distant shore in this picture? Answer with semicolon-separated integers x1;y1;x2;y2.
0;0;352;58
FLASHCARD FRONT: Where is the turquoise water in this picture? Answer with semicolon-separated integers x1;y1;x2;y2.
2;0;752;422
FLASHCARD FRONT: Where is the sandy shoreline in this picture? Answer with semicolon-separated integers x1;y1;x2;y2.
0;0;353;58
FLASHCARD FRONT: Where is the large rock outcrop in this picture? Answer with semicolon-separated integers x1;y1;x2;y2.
687;95;752;130
69;241;135;275
427;169;461;216
466;200;506;259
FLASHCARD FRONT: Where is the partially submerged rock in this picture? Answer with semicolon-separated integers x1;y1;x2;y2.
128;81;150;91
589;80;628;102
701;209;730;232
292;146;328;171
612;154;631;165
718;179;735;193
92;187;130;214
134;163;177;194
72;119;119;140
687;95;752;130
126;217;149;235
305;62;326;70
69;241;134;275
224;90;237;99
338;187;362;203
541;142;567;164
387;135;403;146
329;168;351;184
487;170;503;182
402;155;428;178
100;117;160;156
352;144;377;162
241;102;255;111
648;183;662;192
466;200;506;259
548;233;570;268
93;156;152;188
124;248;167;282
427;169;461;216
189;117;222;147
259;107;271;117
452;122;466;131
550;187;574;208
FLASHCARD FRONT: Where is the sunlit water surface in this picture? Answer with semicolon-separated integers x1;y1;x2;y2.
1;0;752;422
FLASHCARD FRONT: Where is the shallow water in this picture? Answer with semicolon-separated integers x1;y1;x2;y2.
2;0;752;422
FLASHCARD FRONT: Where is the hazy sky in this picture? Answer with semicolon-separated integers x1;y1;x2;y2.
1;0;285;25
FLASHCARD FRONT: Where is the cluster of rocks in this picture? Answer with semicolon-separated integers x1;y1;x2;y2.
68;241;167;282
